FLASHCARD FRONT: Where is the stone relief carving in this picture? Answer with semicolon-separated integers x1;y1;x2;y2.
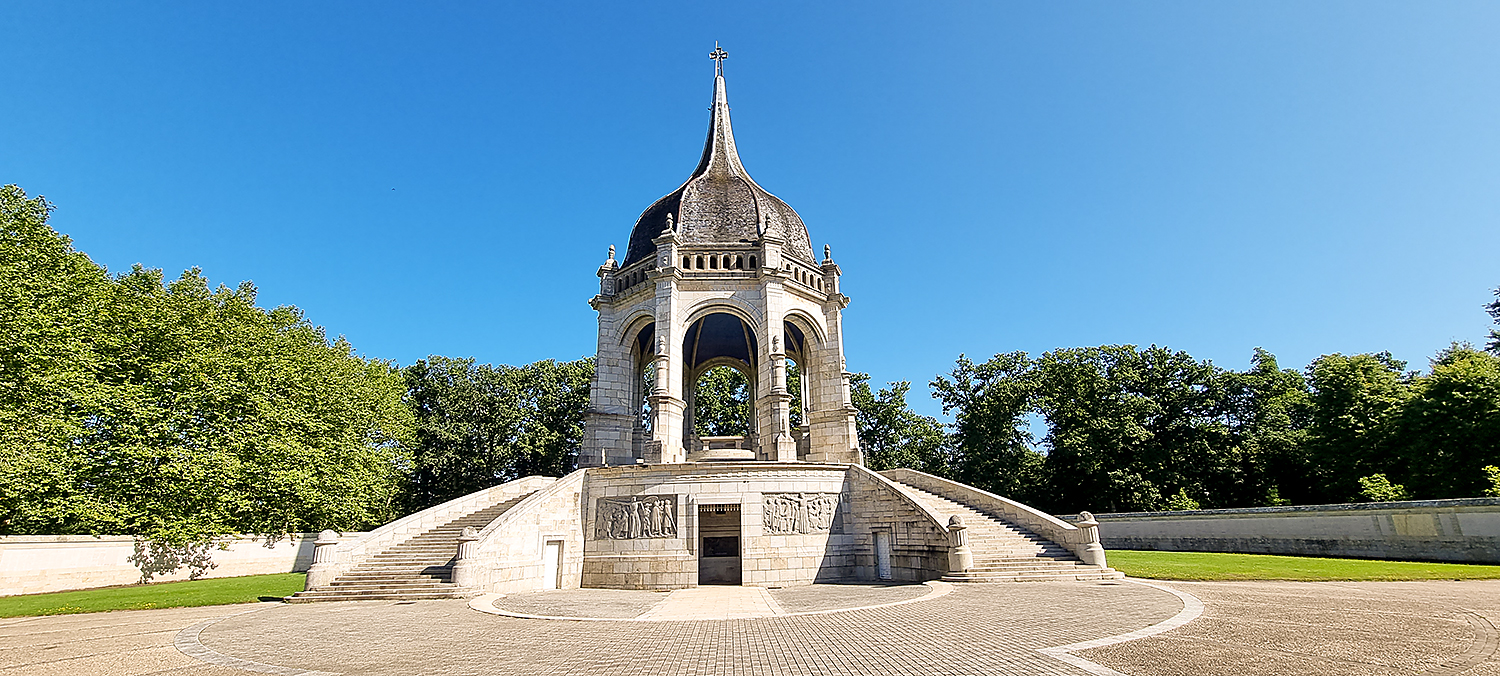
595;496;677;539
763;492;840;535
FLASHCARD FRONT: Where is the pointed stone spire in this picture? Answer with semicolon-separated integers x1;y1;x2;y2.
691;68;750;181
619;50;815;267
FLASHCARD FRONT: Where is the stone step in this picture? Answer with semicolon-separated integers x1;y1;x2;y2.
327;581;457;590
296;492;536;603
285;589;480;603
966;562;1092;572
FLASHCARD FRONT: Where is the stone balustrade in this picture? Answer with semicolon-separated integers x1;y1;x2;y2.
878;468;1105;567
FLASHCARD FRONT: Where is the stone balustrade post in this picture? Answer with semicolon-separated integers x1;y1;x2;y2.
1075;511;1107;568
947;515;973;573
451;526;482;588
303;529;341;590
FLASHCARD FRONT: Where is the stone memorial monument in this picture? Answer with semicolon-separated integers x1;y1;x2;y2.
291;47;1120;602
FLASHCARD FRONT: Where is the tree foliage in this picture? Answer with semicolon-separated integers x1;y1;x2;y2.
1486;287;1500;355
692;365;751;436
1390;345;1500;498
929;354;1040;502
403;355;591;511
0;185;413;543
852;375;951;475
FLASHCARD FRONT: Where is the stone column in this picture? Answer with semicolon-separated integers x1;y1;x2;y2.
303;530;340;590
647;223;685;463
582;245;636;468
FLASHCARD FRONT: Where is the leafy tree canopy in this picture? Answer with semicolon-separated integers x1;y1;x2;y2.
0;185;413;544
403;355;591;511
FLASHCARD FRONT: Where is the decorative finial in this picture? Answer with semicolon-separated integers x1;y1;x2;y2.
608;244;616;261
709;43;728;76
824;244;831;262
665;212;675;233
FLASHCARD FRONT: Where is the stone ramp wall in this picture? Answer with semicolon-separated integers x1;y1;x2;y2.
312;475;557;587
1063;498;1500;563
462;469;588;594
0;533;356;596
879;468;1099;563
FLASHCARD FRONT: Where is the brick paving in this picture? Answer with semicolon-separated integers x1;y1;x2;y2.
196;580;1176;675
2;580;1498;675
489;588;674;619
768;583;934;614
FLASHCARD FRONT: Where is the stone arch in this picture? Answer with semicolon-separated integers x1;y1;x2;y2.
615;310;657;347
781;309;827;347
683;298;766;336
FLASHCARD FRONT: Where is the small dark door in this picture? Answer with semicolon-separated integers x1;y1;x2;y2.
697;504;742;585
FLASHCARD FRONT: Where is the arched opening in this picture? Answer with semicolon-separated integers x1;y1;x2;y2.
782;319;814;461
682;311;759;459
631;322;656;461
692;365;750;436
748;255;757;269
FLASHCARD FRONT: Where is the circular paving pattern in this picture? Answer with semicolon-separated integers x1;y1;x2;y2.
4;579;1498;676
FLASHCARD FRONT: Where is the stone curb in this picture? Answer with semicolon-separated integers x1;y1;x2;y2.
468;580;954;622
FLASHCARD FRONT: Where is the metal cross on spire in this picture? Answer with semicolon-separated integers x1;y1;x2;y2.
709;42;728;76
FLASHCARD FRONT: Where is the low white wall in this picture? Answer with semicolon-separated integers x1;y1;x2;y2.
1064;498;1500;564
0;533;363;597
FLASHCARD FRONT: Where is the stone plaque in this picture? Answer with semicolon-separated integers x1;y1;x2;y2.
595;495;677;539
763;492;840;534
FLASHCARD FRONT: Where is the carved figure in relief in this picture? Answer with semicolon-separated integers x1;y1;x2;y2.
762;493;839;534
596;496;677;539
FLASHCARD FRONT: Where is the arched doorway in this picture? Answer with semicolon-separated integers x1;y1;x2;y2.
682;312;758;460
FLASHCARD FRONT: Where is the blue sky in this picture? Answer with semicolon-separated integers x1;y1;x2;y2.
3;2;1498;417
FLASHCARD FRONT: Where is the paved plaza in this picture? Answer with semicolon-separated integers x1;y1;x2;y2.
0;580;1496;675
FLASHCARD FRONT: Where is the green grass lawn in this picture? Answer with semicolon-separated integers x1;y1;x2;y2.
0;573;307;618
1109;550;1500;581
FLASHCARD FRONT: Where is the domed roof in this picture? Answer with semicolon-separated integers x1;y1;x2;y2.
621;73;815;267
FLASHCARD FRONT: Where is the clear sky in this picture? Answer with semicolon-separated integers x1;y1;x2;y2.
3;2;1498;417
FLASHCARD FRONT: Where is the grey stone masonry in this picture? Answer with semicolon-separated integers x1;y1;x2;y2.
582;68;859;468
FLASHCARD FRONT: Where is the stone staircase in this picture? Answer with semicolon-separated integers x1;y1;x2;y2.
286;493;535;602
892;483;1124;582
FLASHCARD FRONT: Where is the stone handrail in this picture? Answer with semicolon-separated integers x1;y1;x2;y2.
848;465;950;536
453;468;588;592
878;468;1105;567
306;475;556;588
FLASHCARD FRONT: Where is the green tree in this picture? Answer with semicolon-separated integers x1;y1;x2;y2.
930;353;1043;503
1304;352;1413;502
1028;345;1232;513
1389;345;1500;498
1482;466;1500;498
0;185;414;543
692;365;752;436
851;375;952;474
1355;474;1409;502
404;356;591;510
1216;348;1313;506
1485;287;1500;354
